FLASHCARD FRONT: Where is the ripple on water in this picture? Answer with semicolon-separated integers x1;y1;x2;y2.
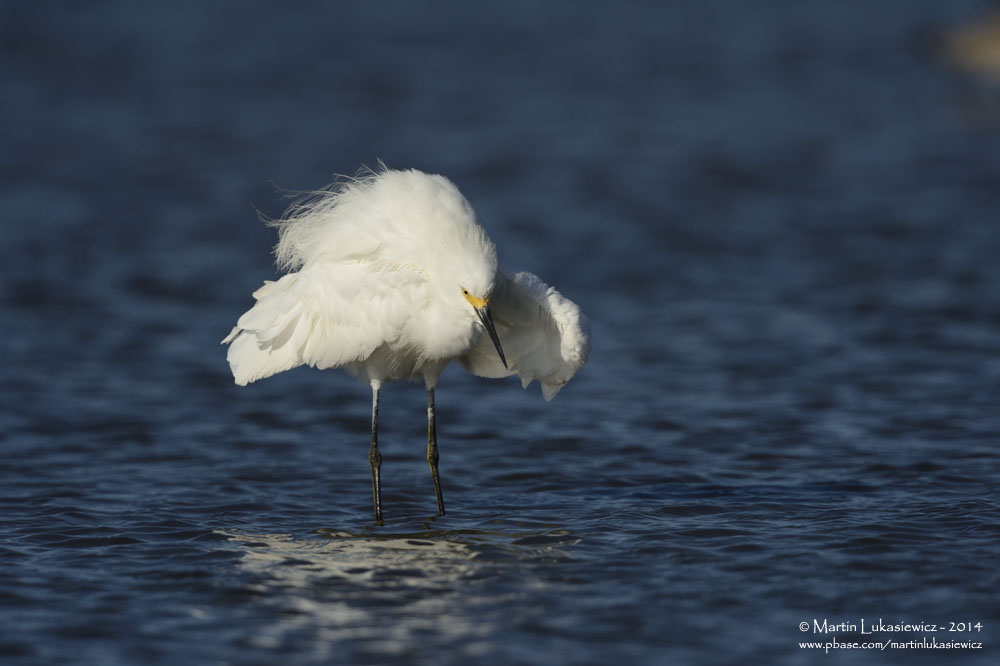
212;523;584;659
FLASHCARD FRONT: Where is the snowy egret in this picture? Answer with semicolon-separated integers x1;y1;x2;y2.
223;167;590;522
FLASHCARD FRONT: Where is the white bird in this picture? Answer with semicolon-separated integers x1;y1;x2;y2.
222;166;590;522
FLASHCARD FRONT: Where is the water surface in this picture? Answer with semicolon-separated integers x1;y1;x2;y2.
2;1;999;664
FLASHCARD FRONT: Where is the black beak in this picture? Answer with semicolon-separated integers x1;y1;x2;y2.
475;305;507;369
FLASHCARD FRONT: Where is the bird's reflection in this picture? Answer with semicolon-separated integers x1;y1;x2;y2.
216;524;579;654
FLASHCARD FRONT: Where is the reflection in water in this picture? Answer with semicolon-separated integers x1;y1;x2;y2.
218;526;580;660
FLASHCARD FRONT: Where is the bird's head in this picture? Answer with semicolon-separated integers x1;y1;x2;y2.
461;286;507;369
402;169;505;367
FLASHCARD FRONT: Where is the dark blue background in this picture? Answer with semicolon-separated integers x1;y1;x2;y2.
2;1;998;664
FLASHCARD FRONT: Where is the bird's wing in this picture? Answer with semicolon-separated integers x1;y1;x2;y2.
460;271;590;400
222;262;425;385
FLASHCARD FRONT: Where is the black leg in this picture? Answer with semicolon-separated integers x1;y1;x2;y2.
426;386;445;516
369;381;383;524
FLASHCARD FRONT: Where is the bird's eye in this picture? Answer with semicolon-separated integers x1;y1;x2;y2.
462;288;469;295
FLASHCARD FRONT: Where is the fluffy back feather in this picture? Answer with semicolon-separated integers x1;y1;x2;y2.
268;166;495;284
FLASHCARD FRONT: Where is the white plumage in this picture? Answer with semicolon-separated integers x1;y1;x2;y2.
223;166;589;521
459;270;591;400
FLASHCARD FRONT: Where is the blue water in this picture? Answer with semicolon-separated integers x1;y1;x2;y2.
2;1;999;664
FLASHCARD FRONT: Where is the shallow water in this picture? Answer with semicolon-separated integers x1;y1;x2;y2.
3;1;999;664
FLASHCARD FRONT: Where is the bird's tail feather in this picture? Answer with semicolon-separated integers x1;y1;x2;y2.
222;275;310;385
222;263;423;386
